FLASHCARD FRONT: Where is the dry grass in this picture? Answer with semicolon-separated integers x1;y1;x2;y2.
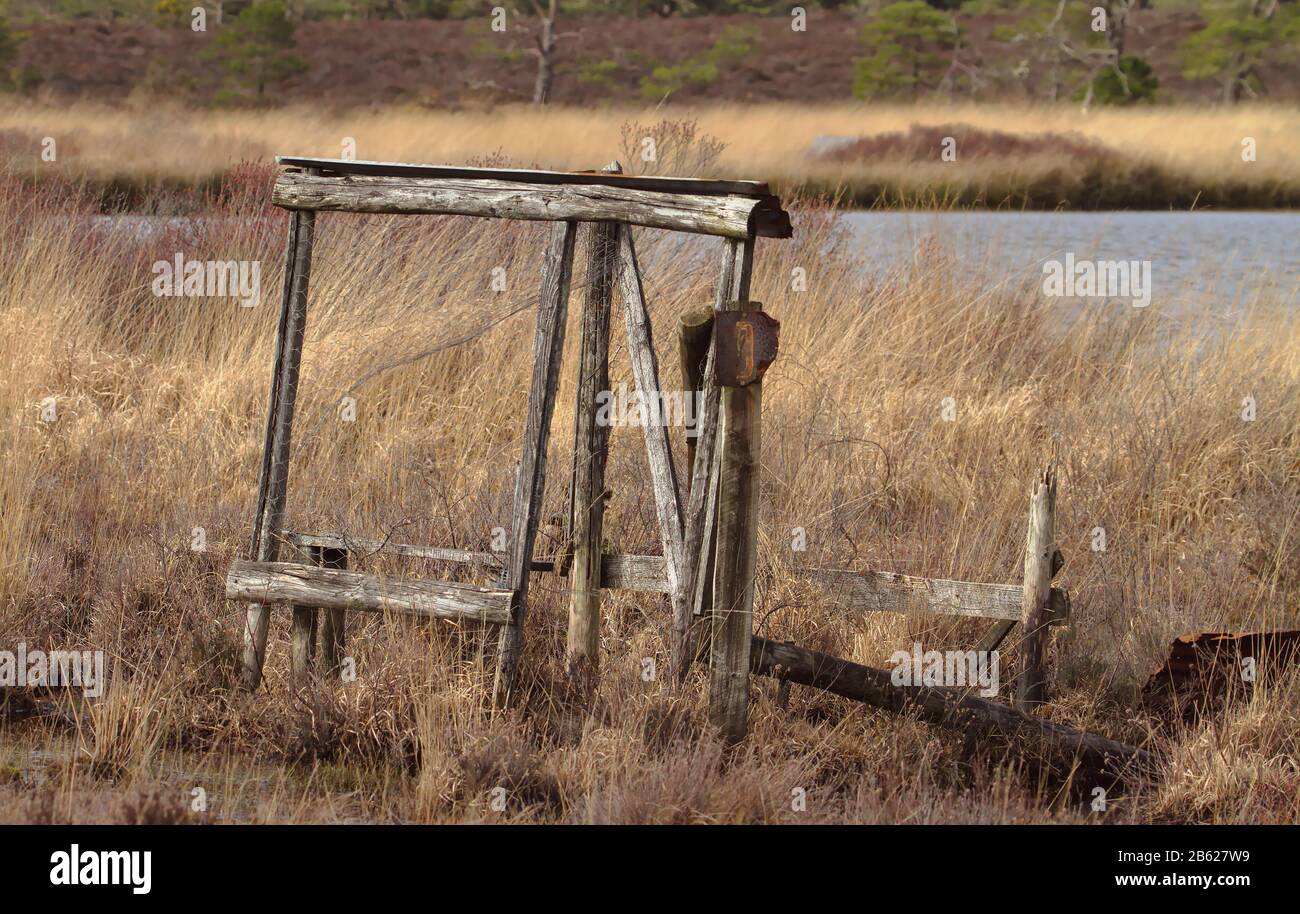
2;99;1299;207
1;135;1298;823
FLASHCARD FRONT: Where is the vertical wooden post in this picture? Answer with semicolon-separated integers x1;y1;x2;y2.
566;217;616;679
494;220;578;704
615;225;688;655
317;546;349;678
709;237;758;744
243;206;316;690
677;239;748;683
290;550;318;680
1016;466;1057;711
677;306;714;492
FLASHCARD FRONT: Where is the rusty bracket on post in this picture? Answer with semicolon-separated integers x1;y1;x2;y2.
712;306;780;387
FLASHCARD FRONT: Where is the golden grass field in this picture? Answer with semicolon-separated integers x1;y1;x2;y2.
3;99;1300;207
1;105;1299;823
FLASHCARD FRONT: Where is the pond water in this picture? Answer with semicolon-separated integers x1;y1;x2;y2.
840;211;1300;311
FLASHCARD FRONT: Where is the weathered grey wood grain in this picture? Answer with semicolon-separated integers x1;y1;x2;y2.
272;171;791;240
275;156;774;197
316;546;349;679
804;568;1070;624
494;220;578;704
284;530;670;593
282;530;1067;620
228;560;511;624
243;206;316;691
710;237;759;744
677;306;715;492
567;214;617;678
1017;467;1058;710
285;531;503;565
616;225;688;644
677;239;748;681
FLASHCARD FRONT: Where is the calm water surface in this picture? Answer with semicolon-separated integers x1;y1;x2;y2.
840;211;1299;309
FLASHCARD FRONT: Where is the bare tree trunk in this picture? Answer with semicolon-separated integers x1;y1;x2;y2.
1106;0;1129;57
532;0;559;106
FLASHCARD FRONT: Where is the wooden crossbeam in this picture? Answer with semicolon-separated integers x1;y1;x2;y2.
275;156;774;197
227;561;512;625
280;532;1065;621
805;568;1071;624
284;530;671;594
272;171;792;240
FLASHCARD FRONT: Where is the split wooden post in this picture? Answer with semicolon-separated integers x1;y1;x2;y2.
709;237;759;743
566;213;617;679
615;225;688;655
677;239;749;683
1016;466;1057;711
494;220;579;704
243;205;316;691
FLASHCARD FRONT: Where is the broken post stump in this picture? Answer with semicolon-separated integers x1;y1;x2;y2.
1017;466;1057;711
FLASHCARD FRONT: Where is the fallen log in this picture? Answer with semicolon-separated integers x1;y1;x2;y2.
750;636;1157;783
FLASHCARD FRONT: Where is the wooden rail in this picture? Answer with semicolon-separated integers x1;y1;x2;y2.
272;170;792;240
283;531;671;592
227;560;512;624
279;531;1065;620
806;568;1070;624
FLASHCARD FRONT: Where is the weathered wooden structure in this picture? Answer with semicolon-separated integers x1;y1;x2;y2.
228;155;791;742
226;156;1143;777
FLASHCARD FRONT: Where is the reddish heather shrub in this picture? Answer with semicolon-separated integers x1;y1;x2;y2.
816;123;1117;164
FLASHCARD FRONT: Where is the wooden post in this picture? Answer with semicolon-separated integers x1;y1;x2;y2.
243;206;316;690
677;239;748;683
494;220;578;704
566;216;617;679
709;237;758;743
292;544;349;680
317;546;349;678
677;306;714;492
1016;466;1057;711
290;553;318;680
615;225;688;654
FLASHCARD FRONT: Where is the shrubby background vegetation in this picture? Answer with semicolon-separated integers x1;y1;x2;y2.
0;0;1295;106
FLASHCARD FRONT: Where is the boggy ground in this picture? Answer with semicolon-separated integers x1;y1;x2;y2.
1;153;1298;823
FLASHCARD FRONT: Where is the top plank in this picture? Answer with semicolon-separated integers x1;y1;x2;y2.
272;162;792;239
276;156;772;197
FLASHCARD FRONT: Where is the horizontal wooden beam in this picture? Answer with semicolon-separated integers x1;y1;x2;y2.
801;568;1070;624
275;156;773;197
749;636;1155;781
279;533;1062;621
284;531;501;566
281;532;670;594
226;560;512;625
272;171;792;240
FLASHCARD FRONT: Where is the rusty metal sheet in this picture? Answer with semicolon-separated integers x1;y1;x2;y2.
713;307;779;387
1141;630;1300;725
